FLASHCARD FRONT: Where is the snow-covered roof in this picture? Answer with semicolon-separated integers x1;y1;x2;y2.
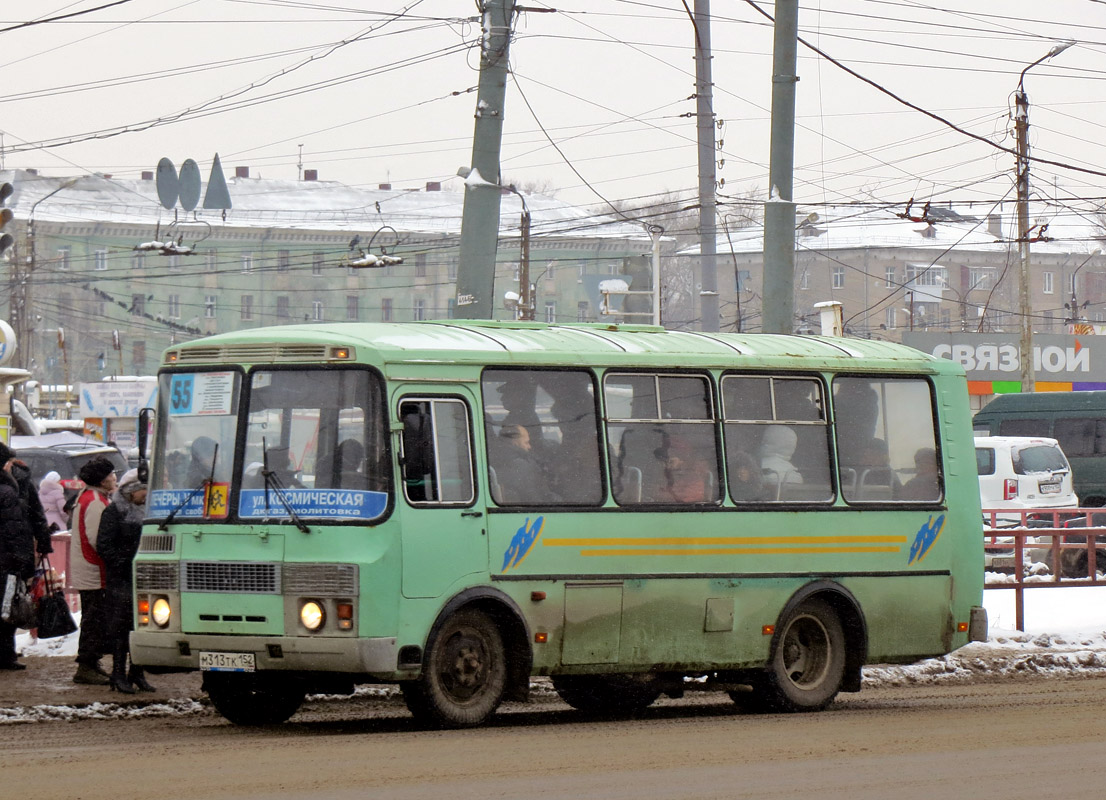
682;205;1104;257
1;170;649;242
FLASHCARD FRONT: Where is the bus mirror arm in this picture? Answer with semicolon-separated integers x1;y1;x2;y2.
137;407;154;484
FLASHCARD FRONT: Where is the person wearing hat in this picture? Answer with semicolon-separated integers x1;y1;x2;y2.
0;441;52;670
96;469;154;693
70;456;117;685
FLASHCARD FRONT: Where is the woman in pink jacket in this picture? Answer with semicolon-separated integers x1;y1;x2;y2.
38;471;68;532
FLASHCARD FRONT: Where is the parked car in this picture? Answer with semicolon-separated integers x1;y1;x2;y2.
975;435;1078;570
11;432;128;494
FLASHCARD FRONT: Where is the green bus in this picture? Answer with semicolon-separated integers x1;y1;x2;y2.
973;390;1106;506
131;321;986;726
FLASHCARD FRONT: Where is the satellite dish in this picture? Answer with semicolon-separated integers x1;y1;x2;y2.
178;159;201;211
156;158;179;210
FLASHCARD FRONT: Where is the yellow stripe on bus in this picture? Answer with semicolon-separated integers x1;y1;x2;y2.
578;546;903;557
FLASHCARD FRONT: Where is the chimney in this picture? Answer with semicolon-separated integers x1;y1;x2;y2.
26;168;37;176
141;171;154;181
303;169;318;181
102;174;112;180
235;166;250;178
425;181;441;192
987;213;1002;239
378;183;392;191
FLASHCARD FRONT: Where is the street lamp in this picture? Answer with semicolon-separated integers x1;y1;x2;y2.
1015;41;1075;393
1065;248;1100;326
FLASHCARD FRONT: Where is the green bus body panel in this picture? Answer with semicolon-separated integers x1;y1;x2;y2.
142;322;982;681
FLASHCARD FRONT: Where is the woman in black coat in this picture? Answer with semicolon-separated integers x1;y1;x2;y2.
96;473;154;693
0;442;52;671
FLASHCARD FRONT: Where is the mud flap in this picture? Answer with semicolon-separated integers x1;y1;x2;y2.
969;606;988;643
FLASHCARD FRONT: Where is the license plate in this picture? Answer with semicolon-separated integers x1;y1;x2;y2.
1039;482;1061;494
199;651;256;672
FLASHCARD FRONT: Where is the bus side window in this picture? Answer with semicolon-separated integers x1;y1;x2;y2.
399;399;475;505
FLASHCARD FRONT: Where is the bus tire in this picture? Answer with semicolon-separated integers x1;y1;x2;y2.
203;673;306;725
757;598;846;712
551;674;660;715
402;608;507;728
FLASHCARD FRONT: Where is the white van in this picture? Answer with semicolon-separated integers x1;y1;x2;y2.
975;436;1078;570
975;435;1078;514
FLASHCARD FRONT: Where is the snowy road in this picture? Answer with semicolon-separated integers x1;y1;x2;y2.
1;674;1102;800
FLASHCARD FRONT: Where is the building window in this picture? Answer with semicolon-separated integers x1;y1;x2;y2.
832;266;845;289
577;301;589;322
205;251;217;273
167;294;181;319
545;301;556;323
447;298;456;319
382;298;393;322
447;259;458;281
56;247;71;270
241;295;254;320
132;341;146;373
131;294;146;316
1043;271;1054;294
413;298;426;321
1071;272;1077;296
415;253;427;277
204;295;217;319
167;254;181;272
276;296;290;319
346;295;359;321
885;266;895;288
131;252;145;271
312;300;324;322
905;264;947;287
968;268;994;291
885;307;896;329
94;250;108;271
277;250;290;272
799;269;809;290
242;252;253;273
312;252;324;276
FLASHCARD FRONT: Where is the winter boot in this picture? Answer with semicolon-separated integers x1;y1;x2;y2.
73;663;111;685
128;664;155;693
108;658;135;694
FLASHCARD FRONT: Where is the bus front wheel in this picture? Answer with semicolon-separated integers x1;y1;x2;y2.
744;598;846;713
402;608;507;728
203;672;306;725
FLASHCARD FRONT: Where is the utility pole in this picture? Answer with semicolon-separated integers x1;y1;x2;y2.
454;0;517;320
762;0;798;334
693;0;718;332
517;203;533;320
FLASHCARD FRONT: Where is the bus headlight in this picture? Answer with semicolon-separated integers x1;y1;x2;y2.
300;601;325;632
151;597;172;628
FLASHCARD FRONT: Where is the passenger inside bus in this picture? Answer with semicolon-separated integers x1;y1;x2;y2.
655;434;717;503
491;424;557;504
759;424;803;495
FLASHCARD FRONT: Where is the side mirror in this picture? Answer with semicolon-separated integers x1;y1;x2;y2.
137;407;154;484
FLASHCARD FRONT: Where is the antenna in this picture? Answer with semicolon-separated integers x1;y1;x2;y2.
297;144;303;181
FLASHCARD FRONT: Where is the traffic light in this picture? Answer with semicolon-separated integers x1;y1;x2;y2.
0;182;13;257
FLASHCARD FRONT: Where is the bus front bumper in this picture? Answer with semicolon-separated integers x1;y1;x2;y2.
130;631;405;676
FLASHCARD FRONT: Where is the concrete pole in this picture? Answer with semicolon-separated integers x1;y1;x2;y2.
762;0;799;334
1015;85;1035;393
693;0;718;331
454;0;516;320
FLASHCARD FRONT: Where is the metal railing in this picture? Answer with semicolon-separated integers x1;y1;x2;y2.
983;507;1106;630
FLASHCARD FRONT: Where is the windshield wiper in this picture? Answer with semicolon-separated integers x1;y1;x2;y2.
261;437;310;534
159;443;218;531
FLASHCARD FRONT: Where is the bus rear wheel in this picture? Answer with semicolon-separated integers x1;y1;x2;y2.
551;674;661;715
402;608;507;728
203;673;306;725
744;598;846;713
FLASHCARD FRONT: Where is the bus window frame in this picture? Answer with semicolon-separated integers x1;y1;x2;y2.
398;395;477;508
831;373;945;508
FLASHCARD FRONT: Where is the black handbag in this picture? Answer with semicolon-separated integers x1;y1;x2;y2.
34;556;77;639
2;573;35;628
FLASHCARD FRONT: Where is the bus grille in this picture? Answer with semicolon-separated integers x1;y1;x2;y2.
135;561;179;591
138;534;175;554
172;344;330;364
182;561;281;594
283;563;359;596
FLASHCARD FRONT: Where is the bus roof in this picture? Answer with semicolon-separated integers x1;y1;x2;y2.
165;321;961;374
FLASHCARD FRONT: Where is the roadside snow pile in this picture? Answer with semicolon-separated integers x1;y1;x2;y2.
864;630;1106;687
0;699;205;725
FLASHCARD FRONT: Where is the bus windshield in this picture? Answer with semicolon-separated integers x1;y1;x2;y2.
149;370;241;518
237;368;389;522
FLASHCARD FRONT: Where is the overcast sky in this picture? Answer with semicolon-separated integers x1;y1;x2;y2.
3;1;1105;232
